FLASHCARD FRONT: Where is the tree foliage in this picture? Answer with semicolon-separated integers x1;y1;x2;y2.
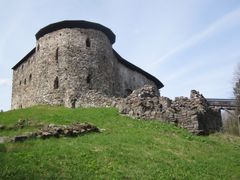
233;63;240;114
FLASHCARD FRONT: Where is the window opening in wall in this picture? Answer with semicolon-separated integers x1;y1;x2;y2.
54;76;59;89
86;38;91;47
19;105;22;109
55;47;59;63
19;81;21;86
29;74;32;82
24;79;26;85
71;98;77;108
86;74;92;90
22;65;24;70
125;88;132;97
86;74;91;84
37;44;40;51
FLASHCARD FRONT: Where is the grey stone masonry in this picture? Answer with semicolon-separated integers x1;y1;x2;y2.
117;85;222;135
11;20;163;109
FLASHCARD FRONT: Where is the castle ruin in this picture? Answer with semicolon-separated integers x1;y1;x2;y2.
11;20;163;109
11;20;222;134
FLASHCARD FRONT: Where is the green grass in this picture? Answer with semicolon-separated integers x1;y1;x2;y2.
0;106;240;179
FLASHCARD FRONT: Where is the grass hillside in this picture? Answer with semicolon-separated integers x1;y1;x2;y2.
0;106;240;179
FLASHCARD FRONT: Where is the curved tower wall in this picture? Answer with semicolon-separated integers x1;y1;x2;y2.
35;28;116;107
11;21;163;109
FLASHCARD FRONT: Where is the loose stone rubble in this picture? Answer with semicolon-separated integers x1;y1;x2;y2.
0;124;5;130
116;85;222;135
34;122;100;139
12;122;99;142
0;122;99;143
0;136;8;143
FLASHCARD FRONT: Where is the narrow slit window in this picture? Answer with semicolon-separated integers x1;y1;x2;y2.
71;98;77;108
86;74;91;84
54;76;59;89
19;81;22;86
55;47;59;63
86;38;91;47
29;74;32;82
24;79;26;85
86;74;92;90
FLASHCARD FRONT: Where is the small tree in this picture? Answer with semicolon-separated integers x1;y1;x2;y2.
223;63;240;136
228;63;240;136
233;63;240;114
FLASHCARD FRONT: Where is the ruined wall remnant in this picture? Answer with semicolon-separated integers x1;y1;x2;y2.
11;20;222;135
117;85;222;135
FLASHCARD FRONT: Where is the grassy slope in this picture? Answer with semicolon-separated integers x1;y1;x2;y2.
0;106;240;179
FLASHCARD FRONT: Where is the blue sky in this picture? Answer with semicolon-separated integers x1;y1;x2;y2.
1;0;240;111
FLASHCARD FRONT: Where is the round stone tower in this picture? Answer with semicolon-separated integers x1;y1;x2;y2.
34;20;117;107
11;20;163;109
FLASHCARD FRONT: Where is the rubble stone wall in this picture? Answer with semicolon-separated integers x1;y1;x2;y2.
11;52;39;109
116;86;222;135
12;27;159;109
61;85;222;134
63;85;222;134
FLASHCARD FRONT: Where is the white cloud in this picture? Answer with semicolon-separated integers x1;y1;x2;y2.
147;7;240;68
0;78;11;86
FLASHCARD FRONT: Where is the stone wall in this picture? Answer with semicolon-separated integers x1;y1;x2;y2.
11;51;38;109
53;85;222;135
12;26;159;109
113;59;159;97
117;85;222;135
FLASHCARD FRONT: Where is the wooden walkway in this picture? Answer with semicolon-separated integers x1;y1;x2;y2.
206;98;237;110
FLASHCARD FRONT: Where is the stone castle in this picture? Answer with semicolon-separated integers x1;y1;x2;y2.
11;20;163;109
11;20;222;134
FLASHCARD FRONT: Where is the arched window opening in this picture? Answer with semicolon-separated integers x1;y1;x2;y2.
24;79;26;85
29;74;32;82
86;38;91;47
54;77;59;89
55;47;59;63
